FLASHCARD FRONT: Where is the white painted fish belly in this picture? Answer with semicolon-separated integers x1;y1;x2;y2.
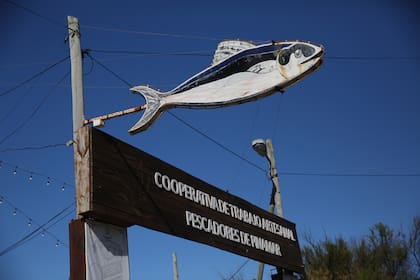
163;67;283;106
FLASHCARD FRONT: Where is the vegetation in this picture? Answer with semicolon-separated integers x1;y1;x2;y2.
302;216;420;280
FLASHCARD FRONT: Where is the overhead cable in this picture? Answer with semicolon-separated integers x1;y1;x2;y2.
0;71;70;146
81;24;222;41
86;53;133;87
4;0;65;28
0;195;75;256
0;56;69;97
0;143;67;153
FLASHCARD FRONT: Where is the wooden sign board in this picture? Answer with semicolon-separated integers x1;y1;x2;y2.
76;127;303;273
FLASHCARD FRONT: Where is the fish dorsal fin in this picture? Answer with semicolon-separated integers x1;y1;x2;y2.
212;40;256;65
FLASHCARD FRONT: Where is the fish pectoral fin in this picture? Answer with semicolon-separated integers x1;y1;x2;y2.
129;86;163;134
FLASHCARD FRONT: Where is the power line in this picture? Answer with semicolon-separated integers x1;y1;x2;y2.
3;0;65;28
81;24;222;41
225;259;250;280
167;111;265;172
0;56;69;97
326;56;420;61
0;194;75;256
0;143;68;153
90;48;420;62
169;112;420;177
90;48;212;57
0;71;70;146
276;171;420;177
85;52;133;87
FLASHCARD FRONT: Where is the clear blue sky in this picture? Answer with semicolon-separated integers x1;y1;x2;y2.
1;0;419;279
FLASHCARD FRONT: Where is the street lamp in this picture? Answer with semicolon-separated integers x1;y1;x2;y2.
252;138;284;280
252;138;283;217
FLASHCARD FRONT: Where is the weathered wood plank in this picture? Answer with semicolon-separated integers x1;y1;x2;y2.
69;219;86;280
74;126;92;215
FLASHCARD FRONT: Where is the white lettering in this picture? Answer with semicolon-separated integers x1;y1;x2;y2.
155;171;295;242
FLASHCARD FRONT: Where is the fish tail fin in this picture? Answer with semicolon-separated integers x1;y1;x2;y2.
129;86;164;134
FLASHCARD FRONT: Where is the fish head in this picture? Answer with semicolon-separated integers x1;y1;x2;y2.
277;41;324;81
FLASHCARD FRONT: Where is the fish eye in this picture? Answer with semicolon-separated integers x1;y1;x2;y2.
278;50;290;65
294;49;302;58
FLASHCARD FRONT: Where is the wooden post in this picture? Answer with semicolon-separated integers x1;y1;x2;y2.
68;15;89;217
69;219;86;280
68;16;84;135
68;16;86;280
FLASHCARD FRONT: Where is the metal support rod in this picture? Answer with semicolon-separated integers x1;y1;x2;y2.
83;105;147;125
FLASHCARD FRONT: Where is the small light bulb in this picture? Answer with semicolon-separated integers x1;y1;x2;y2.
46;177;51;187
41;230;45;237
13;168;17;175
28;219;32;227
29;173;33;181
61;183;66;192
13;208;17;216
55;240;60;247
0;197;3;204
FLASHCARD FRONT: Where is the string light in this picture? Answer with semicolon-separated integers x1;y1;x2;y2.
0;160;72;192
0;193;74;255
0;196;3;204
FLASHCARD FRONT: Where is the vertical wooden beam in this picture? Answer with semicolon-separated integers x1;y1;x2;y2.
68;16;85;135
68;16;89;280
69;219;86;280
68;16;91;216
74;126;92;215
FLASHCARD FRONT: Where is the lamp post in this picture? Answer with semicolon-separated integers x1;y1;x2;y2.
252;138;283;217
252;138;284;280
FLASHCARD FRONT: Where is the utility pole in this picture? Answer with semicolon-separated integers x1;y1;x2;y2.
68;15;86;280
68;17;130;280
265;139;283;218
173;252;179;280
68;16;84;142
68;15;90;217
253;139;295;280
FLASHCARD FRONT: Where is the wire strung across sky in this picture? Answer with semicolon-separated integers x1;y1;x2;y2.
0;160;75;255
0;160;73;188
0;71;71;146
88;48;420;62
0;194;75;256
0;56;70;98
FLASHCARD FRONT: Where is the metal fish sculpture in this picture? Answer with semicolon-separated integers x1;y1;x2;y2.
129;40;324;134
